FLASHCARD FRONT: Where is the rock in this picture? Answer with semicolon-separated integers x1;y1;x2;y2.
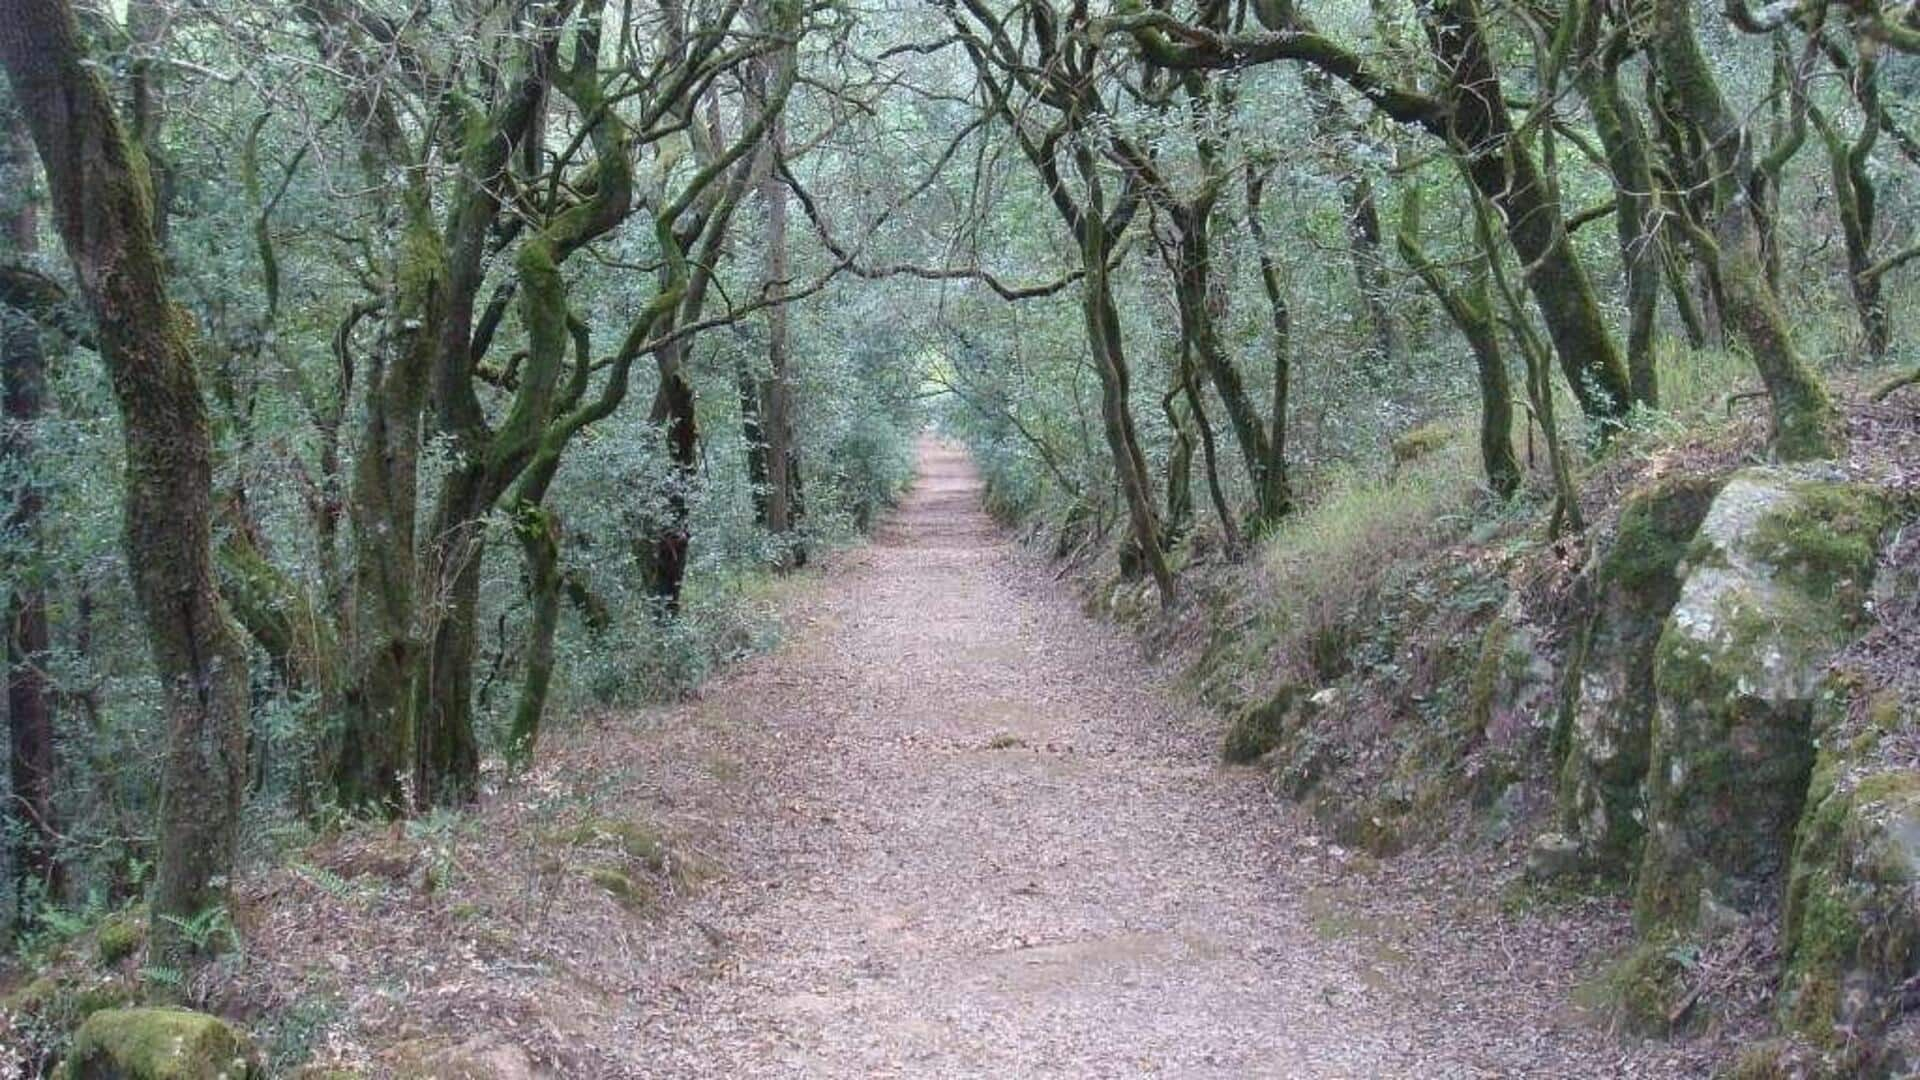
1634;466;1897;931
1774;689;1920;1070
1484;782;1529;845
59;1007;260;1079
1556;474;1722;871
95;914;145;967
1390;423;1454;464
1221;685;1300;764
1526;831;1586;882
1466;597;1557;749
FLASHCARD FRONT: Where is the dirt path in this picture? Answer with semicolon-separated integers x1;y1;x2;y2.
607;439;1698;1078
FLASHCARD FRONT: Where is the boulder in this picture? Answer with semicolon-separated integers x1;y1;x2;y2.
1633;466;1896;931
59;1007;259;1079
1557;474;1723;871
1773;685;1920;1074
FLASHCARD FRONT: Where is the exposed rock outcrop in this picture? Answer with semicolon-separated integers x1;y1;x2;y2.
1556;474;1724;872
1633;466;1897;931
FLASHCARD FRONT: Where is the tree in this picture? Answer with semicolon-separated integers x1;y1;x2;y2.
0;0;250;967
2;95;58;913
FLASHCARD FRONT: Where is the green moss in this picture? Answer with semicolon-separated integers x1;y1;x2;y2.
556;818;668;873
58;1007;259;1079
1390;423;1454;464
1602;475;1722;596
6;975;62;1015
1221;686;1299;764
1463;616;1508;742
1721;1040;1826;1080
1779;868;1859;1041
5;973;135;1032
586;866;656;910
1749;483;1894;606
1592;936;1698;1036
96;914;146;967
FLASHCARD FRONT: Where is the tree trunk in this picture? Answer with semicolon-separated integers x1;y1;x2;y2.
2;101;58;909
759;116;804;568
1424;0;1634;428
1812;83;1889;360
506;502;560;767
1576;17;1662;407
1648;0;1840;460
334;211;439;812
1168;205;1281;525
647;331;698;614
737;350;770;523
1243;165;1294;522
1161;359;1196;544
412;499;483;808
1396;188;1521;499
1082;233;1174;605
1;0;250;967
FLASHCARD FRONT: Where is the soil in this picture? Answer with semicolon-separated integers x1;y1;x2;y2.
241;438;1723;1077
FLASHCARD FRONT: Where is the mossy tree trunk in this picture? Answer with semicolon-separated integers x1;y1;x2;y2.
1131;56;1284;528
1;97;59;909
1576;12;1663;408
1;0;250;965
1810;67;1890;361
955;5;1174;606
1648;0;1841;460
1423;0;1633;430
1166;202;1281;526
1122;0;1628;428
1160;359;1197;544
1078;179;1175;604
1301;68;1403;383
1396;186;1521;499
1242;164;1294;524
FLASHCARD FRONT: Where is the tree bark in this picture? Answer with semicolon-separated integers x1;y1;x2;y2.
1;0;250;966
758;81;804;568
1243;165;1294;522
1576;15;1662;407
1396;187;1521;499
1423;0;1634;428
1648;0;1840;460
2;99;58;909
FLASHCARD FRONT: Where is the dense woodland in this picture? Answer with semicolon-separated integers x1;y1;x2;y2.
0;0;1918;1071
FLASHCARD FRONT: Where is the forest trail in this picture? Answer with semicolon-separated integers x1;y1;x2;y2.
620;437;1695;1078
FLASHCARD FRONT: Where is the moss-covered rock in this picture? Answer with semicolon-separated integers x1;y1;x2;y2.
58;1007;260;1079
586;866;656;910
1466;597;1557;749
1557;474;1723;872
5;972;137;1040
1390;423;1454;464
1773;686;1920;1073
1635;467;1896;932
1592;935;1696;1037
1221;685;1300;764
96;914;146;967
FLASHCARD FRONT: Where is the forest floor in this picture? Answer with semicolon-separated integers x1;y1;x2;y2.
241;438;1730;1077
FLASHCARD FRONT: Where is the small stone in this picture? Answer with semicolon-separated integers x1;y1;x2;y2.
1525;832;1585;882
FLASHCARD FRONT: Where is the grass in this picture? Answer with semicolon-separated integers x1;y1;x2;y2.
1247;436;1485;669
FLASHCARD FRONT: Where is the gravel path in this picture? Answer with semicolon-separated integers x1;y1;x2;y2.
627;438;1703;1078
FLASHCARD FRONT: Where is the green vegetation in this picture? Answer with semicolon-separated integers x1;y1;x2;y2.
0;0;1916;1068
59;1007;258;1079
